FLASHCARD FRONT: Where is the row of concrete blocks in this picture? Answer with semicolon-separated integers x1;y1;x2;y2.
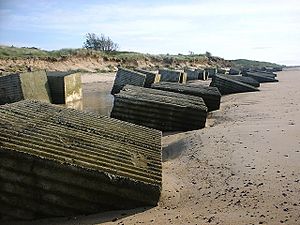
0;100;162;221
0;70;82;105
209;70;278;95
111;67;213;95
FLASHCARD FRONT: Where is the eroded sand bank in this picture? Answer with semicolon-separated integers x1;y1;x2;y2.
9;68;300;225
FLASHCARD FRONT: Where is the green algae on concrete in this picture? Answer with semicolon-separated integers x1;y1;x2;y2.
134;68;158;88
158;69;187;83
0;100;162;221
46;71;82;104
0;70;51;105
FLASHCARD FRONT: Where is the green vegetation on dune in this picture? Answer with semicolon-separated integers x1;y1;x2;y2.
0;45;102;59
0;45;206;62
231;59;284;69
0;45;284;73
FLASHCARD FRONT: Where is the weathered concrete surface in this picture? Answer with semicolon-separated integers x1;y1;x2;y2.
111;68;146;94
244;72;279;83
111;85;207;131
134;68;158;88
186;69;199;81
205;67;217;78
158;69;187;83
0;73;23;104
250;70;277;78
210;74;259;95
0;71;51;105
151;82;221;112
229;68;241;75
219;74;260;87
0;100;162;221
46;71;82;104
196;69;208;80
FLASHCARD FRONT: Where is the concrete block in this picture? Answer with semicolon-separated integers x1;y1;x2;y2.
195;69;208;80
244;72;278;82
219;74;260;87
205;68;217;78
46;71;83;104
229;68;241;75
151;82;221;112
158;69;186;83
210;74;259;95
111;68;146;95
186;69;200;81
111;85;208;131
134;69;158;88
0;71;51;105
0;100;162;221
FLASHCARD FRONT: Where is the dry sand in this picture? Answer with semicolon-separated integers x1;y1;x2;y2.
10;68;300;225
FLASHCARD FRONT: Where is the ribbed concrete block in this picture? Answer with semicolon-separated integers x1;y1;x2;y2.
158;69;187;83
0;71;51;105
229;68;241;75
111;68;146;94
244;72;278;82
219;74;260;87
251;70;277;78
134;68;158;88
195;69;208;80
186;69;199;81
210;74;259;95
111;85;208;131
151;82;221;112
46;71;82;104
0;100;162;221
205;68;217;78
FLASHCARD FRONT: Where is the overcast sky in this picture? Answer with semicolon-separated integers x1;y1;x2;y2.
1;0;300;65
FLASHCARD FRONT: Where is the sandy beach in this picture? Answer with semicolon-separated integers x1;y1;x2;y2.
9;68;300;225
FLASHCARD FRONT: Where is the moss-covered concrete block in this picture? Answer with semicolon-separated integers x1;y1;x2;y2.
134;68;158;88
158;69;187;83
0;100;162;221
46;71;83;104
0;71;51;105
205;67;217;78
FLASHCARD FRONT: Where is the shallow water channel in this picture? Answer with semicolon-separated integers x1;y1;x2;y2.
64;73;115;116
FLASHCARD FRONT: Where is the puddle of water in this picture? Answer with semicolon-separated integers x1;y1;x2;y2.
65;81;114;116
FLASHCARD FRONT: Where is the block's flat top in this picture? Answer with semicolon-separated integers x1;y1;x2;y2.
121;85;207;111
152;82;221;97
0;100;162;185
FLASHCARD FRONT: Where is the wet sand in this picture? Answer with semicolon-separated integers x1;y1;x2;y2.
9;68;300;225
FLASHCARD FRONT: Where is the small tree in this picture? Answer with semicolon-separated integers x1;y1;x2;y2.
83;33;119;52
205;51;212;58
